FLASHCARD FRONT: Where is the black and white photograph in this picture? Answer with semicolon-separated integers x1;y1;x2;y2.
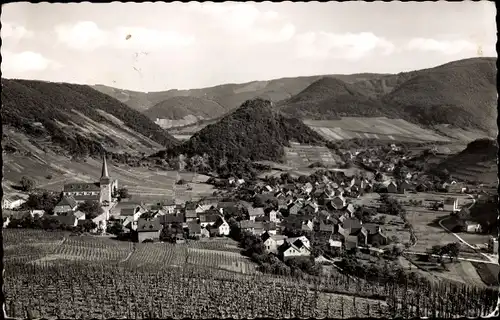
1;1;498;318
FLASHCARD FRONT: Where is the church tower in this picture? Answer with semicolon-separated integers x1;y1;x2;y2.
99;154;112;206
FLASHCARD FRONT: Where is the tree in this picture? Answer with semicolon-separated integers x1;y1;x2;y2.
107;220;124;236
117;188;130;200
78;200;101;219
443;242;460;262
20;176;35;192
81;220;97;233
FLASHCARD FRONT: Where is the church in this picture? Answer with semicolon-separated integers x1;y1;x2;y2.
62;155;118;207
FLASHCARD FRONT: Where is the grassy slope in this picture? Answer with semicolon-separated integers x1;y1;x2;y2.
144;96;227;120
1;79;179;158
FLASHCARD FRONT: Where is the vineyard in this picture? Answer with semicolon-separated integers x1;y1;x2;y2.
3;229;499;318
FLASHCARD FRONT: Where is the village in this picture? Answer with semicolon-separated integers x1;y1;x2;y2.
3;145;498;270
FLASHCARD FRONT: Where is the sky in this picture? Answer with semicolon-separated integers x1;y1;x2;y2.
2;1;497;92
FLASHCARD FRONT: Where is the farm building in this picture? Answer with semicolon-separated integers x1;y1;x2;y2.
137;218;163;243
54;196;78;214
464;221;482;233
110;201;147;221
2;195;27;210
443;197;459;212
62;155;118;206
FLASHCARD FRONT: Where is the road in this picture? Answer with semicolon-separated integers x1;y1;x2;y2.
404;251;498;265
437;194;498;264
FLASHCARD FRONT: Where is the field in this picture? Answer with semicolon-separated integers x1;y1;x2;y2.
304;117;452;143
353;192;495;287
284;142;341;168
2;153;215;204
4;229;498;318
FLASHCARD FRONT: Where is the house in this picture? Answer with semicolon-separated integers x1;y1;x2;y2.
399;181;412;194
200;227;210;238
266;209;279;223
443;197;459;212
54;196;78;214
331;196;346;210
288;202;302;215
286;236;311;249
92;212;108;233
161;201;177;214
447;183;467;194
464;221;482;233
301;219;314;232
345;204;355;216
137;218;163;243
387;181;398;193
279;238;311;260
342;218;362;234
110;201;147;220
3;217;11;228
302;202;319;214
2;195;27;210
261;232;287;254
344;235;358;251
302;182;314;194
159;213;185;226
175;233;185;244
239;220;265;235
212;217;230;236
248;207;265;221
198;212;221;228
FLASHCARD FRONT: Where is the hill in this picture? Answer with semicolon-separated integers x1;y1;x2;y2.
432;138;498;184
156;98;326;177
381;57;497;134
278;58;497;134
93;73;385;126
1;79;179;159
277;77;402;119
143;96;227;122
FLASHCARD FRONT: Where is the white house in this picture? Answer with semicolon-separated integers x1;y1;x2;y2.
286;236;311;249
2;195;27;210
261;232;286;254
214;217;230;236
280;238;311;260
267;209;279;223
465;221;482;233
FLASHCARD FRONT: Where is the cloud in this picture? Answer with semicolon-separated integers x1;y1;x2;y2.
187;2;295;43
1;50;62;74
1;22;34;40
405;38;479;55
55;21;108;51
54;21;196;52
295;32;395;60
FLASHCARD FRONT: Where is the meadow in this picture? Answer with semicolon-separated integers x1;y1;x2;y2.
2;152;215;203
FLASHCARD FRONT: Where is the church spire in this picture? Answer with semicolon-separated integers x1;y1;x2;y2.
101;154;109;179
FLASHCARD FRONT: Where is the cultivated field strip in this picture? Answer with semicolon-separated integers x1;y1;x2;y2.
304;117;452;142
284;144;339;168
